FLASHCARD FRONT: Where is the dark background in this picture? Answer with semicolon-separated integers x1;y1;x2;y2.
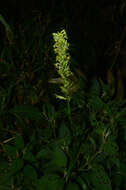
0;0;126;79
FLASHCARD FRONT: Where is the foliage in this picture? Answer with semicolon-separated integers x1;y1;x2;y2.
0;14;126;190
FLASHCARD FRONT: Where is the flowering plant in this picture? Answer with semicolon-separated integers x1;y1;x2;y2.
52;29;77;101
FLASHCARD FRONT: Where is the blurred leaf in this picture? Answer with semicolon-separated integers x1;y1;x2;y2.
37;174;64;190
88;96;104;112
3;144;17;159
14;134;24;150
115;70;124;101
73;67;87;81
58;122;71;145
0;160;9;173
111;172;122;190
23;151;36;163
36;147;52;160
53;147;67;168
0;174;13;188
75;176;88;190
116;107;126;119
66;183;80;190
59;122;71;138
8;158;24;176
23;165;37;184
89;78;101;96
0;14;12;33
116;117;126;126
103;136;118;156
9;105;42;120
45;103;57;121
107;70;115;97
82;164;112;190
43;147;68;173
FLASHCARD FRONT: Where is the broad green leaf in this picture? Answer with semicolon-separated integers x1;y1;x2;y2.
8;158;24;176
58;122;71;145
82;164;112;190
36;147;52;160
0;174;13;188
14;134;24;150
59;122;70;137
43;147;67;173
23;165;37;184
66;183;80;190
23;151;36;163
53;147;67;168
37;174;64;190
9;105;42;120
3;144;17;159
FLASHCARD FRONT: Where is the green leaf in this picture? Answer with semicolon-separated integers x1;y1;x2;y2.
117;117;126;126
0;174;13;188
88;96;104;112
120;162;126;177
82;164;112;190
0;160;9;173
14;134;24;150
58;122;71;145
3;144;17;159
53;147;67;168
43;147;68;173
59;122;71;138
23;151;36;163
116;107;126;119
103;136;118;156
8;158;24;176
47;103;56;120
23;165;37;184
36;147;52;160
111;173;122;189
66;183;80;190
0;160;11;187
75;176;88;190
37;174;64;190
9;105;42;120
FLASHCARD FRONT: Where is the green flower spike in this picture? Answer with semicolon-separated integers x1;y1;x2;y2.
52;29;77;101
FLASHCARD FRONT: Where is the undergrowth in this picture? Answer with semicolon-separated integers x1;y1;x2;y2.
0;14;126;190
